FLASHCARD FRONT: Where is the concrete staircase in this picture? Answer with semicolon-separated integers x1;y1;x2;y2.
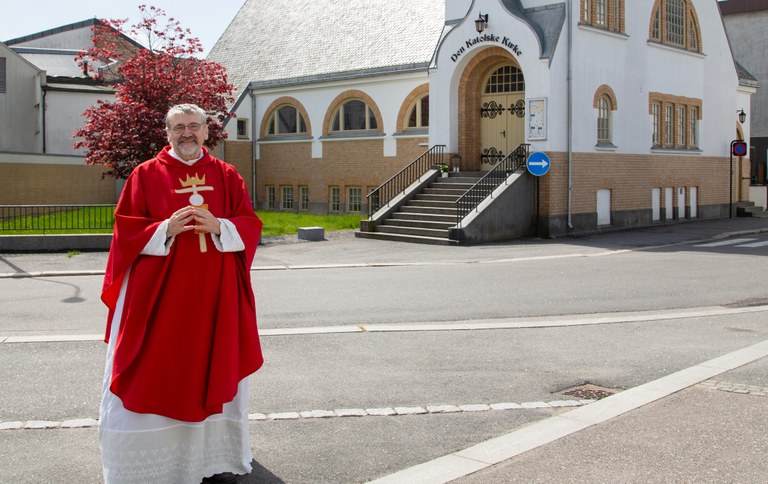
357;172;485;245
737;202;768;218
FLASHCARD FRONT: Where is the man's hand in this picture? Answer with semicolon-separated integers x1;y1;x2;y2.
191;207;221;235
166;206;197;238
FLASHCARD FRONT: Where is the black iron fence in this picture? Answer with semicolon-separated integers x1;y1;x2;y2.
455;143;530;226
0;205;116;233
366;145;446;216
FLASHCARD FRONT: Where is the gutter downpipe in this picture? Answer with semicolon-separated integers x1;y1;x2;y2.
250;87;257;209
566;0;573;230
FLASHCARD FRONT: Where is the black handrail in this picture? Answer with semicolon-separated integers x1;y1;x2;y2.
366;145;445;216
455;143;530;226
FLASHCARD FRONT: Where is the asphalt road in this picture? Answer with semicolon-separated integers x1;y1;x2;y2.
1;219;767;483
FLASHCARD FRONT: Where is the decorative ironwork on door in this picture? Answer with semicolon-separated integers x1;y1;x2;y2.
480;147;505;165
481;101;506;119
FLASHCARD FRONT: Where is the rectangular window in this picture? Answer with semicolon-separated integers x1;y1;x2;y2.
347;187;362;213
266;186;276;210
651;103;660;146
583;0;591;23
329;187;341;212
596;0;606;26
299;186;309;211
613;0;620;31
237;119;248;139
689;107;698;148
664;105;674;146
281;186;294;210
0;57;6;93
676;106;686;147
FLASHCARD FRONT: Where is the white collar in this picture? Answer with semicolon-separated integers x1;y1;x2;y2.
169;148;203;166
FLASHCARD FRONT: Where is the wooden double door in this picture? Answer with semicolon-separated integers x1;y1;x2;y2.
479;65;525;171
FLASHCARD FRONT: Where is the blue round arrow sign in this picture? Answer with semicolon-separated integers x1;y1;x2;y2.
527;151;551;176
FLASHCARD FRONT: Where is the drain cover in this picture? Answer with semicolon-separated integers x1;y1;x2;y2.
559;383;618;400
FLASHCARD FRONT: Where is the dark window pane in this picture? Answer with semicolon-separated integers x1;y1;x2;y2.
277;106;297;133
421;96;429;127
344;100;366;130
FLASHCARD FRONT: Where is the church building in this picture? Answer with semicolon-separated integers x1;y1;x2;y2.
208;0;755;243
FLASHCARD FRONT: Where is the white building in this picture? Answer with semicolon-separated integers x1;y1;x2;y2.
209;0;755;243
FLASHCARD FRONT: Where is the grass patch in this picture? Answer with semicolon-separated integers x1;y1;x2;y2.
1;206;364;237
257;211;364;237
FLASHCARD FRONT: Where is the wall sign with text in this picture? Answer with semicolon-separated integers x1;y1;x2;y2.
527;98;547;140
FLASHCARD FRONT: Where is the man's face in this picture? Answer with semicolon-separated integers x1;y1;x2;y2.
166;113;209;161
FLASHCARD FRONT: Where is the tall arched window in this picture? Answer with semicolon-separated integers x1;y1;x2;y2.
266;105;308;136
406;95;429;129
597;96;612;144
649;0;702;53
331;100;378;132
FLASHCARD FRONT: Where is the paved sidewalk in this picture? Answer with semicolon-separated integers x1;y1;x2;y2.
371;340;768;484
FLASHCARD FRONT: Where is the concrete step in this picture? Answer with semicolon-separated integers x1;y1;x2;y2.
376;224;450;238
390;212;456;223
412;193;460;202
399;205;455;216
380;219;455;230
355;230;458;246
422;187;467;196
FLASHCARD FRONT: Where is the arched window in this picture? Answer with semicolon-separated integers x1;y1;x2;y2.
485;65;525;94
331;100;378;132
266;105;307;136
649;0;702;52
597;96;612;144
581;0;623;32
406;95;429;129
593;85;618;146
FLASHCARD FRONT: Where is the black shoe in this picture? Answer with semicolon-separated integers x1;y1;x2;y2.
201;472;239;483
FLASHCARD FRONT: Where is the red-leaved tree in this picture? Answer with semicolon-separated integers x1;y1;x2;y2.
74;5;234;179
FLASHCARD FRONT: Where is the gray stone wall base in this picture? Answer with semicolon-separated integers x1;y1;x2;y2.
0;234;112;252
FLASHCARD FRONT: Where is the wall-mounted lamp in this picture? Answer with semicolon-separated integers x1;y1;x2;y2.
475;13;489;33
738;109;747;124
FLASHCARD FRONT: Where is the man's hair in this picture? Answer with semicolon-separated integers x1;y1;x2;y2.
165;104;207;127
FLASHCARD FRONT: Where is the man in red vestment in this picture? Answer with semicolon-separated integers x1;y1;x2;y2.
99;104;263;484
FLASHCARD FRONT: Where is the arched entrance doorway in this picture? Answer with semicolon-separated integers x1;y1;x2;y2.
479;64;526;170
455;47;524;172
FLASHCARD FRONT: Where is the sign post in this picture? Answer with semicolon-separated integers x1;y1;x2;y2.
730;140;748;218
526;152;551;237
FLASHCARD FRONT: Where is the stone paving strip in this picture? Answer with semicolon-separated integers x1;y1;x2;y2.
698;379;768;397
0;399;591;431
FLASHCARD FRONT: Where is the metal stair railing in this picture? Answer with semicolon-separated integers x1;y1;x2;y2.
366;145;445;217
455;143;530;226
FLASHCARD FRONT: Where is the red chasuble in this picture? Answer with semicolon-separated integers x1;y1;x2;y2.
102;146;263;422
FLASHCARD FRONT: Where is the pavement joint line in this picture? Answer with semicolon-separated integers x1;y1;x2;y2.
367;338;768;484
4;305;767;344
0;399;593;432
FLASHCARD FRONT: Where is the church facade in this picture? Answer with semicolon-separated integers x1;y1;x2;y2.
208;0;754;238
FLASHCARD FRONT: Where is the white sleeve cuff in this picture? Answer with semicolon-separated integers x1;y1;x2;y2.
141;220;173;256
211;218;245;252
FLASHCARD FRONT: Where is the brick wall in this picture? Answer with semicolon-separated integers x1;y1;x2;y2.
0;162;116;204
255;137;427;212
